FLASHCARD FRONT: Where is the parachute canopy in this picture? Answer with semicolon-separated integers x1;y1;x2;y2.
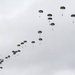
0;59;4;64
48;18;52;20
47;14;52;16
38;10;43;13
21;42;24;45
31;41;35;43
5;55;10;59
0;67;3;69
8;55;10;58
50;23;55;26
12;51;17;55
23;40;27;43
60;6;66;9
71;14;75;17
17;50;21;52
38;38;43;41
38;30;42;34
17;44;20;46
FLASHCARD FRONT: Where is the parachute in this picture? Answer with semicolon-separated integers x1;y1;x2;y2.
38;10;43;13
0;59;4;64
71;14;75;17
38;30;42;34
17;44;20;46
38;38;43;41
23;40;27;43
31;41;35;43
0;67;3;69
17;50;21;52
47;14;52;16
50;23;55;26
60;6;66;9
60;6;66;16
48;18;52;20
20;42;24;45
12;51;17;55
5;55;10;59
71;14;75;23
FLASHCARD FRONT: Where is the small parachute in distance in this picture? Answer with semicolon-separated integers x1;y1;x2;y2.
71;14;75;23
31;41;35;47
17;44;20;47
38;30;42;34
0;59;4;64
5;55;10;59
71;14;75;17
20;42;24;45
50;23;55;26
12;51;17;55
12;50;21;55
23;40;27;47
23;40;27;43
60;6;66;16
17;50;21;52
38;38;43;41
5;57;8;59
0;62;3;64
0;67;3;69
47;14;52;16
48;17;52;20
8;55;10;58
38;10;43;13
60;6;66;9
31;41;35;43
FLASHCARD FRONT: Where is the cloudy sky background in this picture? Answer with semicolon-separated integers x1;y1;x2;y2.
0;0;75;75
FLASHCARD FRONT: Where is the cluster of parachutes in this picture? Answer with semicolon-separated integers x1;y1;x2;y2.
38;9;55;30
0;30;43;69
0;5;75;69
60;6;75;23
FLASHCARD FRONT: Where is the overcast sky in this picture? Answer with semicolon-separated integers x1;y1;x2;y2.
0;0;75;75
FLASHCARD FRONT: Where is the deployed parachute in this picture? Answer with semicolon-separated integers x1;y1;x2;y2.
0;59;4;64
71;14;75;17
0;67;3;69
23;40;27;47
31;41;35;43
38;10;43;18
60;6;66;16
38;30;42;34
5;55;10;59
60;6;66;9
8;55;10;58
17;50;21;52
38;10;43;13
5;57;8;59
71;14;75;23
12;51;17;55
47;14;52;16
21;42;24;45
48;18;52;20
17;44;20;46
23;40;27;43
38;38;43;41
50;23;55;26
31;41;35;47
47;14;53;23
